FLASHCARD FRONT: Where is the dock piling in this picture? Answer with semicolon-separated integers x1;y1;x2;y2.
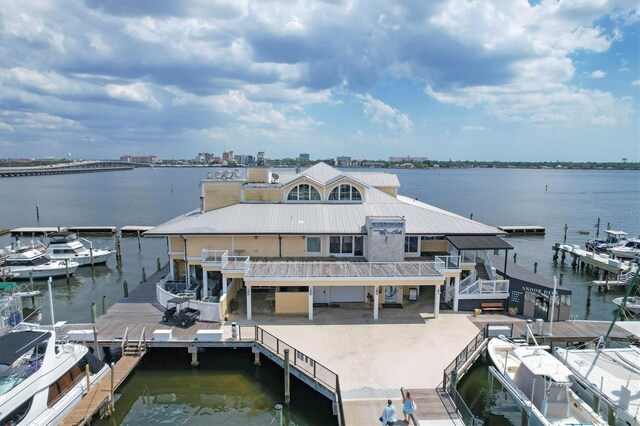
65;259;70;284
91;303;97;323
85;363;91;392
587;284;592;308
137;230;141;251
35;204;39;221
157;257;161;272
29;271;33;287
102;295;107;315
563;224;568;243
274;404;284;426
110;363;115;414
142;267;147;282
123;280;129;298
284;349;291;405
559;272;564;286
513;253;517;264
534;262;538;273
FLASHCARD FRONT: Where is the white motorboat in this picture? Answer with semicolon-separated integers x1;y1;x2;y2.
0;323;109;425
586;230;629;253
2;248;79;280
612;296;640;314
45;232;112;266
487;337;606;426
554;346;640;426
609;239;640;260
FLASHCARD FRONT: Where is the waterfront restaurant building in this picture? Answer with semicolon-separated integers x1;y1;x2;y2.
147;163;513;321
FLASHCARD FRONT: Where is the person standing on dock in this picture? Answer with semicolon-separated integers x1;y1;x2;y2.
380;399;397;425
403;392;415;424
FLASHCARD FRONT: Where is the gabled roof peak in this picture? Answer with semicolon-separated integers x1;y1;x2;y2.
301;162;344;184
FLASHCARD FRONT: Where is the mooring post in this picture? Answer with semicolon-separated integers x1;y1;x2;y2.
110;362;116;413
274;404;284;426
35;204;39;221
65;259;70;284
142;267;147;282
102;295;107;315
561;250;566;263
85;363;91;392
534;262;538;273
157;257;161;272
571;254;577;268
563;224;568;243
115;234;122;265
137;230;141;251
587;284;592;308
595;217;600;238
123;280;129;298
284;349;291;405
513;253;517;264
91;303;97;323
93;325;100;360
552;243;559;263
559;272;564;286
470;213;473;220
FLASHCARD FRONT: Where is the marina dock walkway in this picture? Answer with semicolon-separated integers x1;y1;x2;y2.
60;352;143;426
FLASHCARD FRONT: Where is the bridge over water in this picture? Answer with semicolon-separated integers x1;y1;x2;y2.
0;160;148;178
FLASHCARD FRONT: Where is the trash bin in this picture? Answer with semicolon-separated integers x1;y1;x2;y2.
408;288;418;301
474;308;482;317
536;318;544;335
231;322;238;340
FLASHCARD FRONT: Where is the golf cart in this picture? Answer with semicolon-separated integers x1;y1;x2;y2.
162;297;200;327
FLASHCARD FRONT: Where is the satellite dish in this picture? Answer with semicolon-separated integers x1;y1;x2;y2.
207;172;213;179
224;170;233;179
214;171;223;179
272;173;279;181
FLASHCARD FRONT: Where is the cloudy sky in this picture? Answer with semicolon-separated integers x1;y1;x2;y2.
1;0;638;161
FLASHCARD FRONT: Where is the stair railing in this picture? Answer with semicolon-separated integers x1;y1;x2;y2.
137;327;146;355
121;327;129;354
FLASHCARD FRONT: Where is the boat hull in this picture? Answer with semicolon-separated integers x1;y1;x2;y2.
3;262;79;280
47;250;112;266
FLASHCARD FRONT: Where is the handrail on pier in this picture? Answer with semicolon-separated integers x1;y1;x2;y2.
121;327;129;353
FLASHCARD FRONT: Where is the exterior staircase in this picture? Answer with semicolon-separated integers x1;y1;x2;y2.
123;342;146;357
475;261;490;280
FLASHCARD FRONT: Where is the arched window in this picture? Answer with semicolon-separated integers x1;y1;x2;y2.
287;184;321;201
328;184;362;201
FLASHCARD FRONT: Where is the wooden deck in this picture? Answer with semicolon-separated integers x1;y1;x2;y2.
469;316;639;343
245;260;442;279
60;353;143;426
63;266;221;343
408;388;461;422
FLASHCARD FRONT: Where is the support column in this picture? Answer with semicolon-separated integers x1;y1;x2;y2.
373;285;379;320
453;276;460;312
202;271;209;299
169;259;175;280
434;285;441;318
223;276;228;295
308;287;314;320
246;286;252;321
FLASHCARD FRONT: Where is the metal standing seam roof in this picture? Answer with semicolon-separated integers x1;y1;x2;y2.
446;235;513;250
277;163;400;188
147;185;503;236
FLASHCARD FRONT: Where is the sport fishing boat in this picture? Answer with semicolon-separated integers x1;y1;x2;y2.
2;248;79;280
45;232;112;266
609;238;640;260
0;323;109;425
487;337;606;426
554;346;640;426
585;230;628;253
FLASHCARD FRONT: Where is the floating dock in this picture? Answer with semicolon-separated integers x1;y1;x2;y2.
120;225;155;235
498;225;545;235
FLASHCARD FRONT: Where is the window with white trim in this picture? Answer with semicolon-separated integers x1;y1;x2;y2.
287;184;321;201
404;236;419;253
306;236;322;254
328;184;362;201
329;236;364;256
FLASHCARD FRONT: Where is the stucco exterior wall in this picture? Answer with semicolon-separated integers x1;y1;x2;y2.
203;182;241;211
275;291;308;314
421;240;449;253
243;188;283;201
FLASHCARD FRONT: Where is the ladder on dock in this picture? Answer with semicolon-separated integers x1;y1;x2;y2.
61;327;146;426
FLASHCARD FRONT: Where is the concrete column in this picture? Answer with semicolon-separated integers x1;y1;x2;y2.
434;285;441;318
202;271;209;299
169;259;175;280
308;287;314;320
223;276;228;295
246;286;252;321
453;276;460;312
373;285;379;320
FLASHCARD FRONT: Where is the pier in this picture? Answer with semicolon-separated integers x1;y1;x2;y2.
552;243;638;284
0;161;140;178
498;226;545;235
8;226;152;237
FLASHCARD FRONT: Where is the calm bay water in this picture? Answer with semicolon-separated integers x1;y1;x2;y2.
1;166;638;425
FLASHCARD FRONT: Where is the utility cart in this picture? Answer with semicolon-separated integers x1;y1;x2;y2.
162;297;200;327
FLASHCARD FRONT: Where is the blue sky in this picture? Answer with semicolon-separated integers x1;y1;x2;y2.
1;0;638;161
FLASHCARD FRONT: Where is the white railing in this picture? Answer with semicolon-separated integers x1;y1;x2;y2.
461;250;477;264
156;280;221;322
246;260;445;279
202;249;228;264
460;279;509;295
479;251;496;280
435;255;461;269
222;256;250;271
458;272;476;291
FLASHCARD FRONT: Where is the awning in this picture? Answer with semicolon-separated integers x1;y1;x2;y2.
446;235;512;251
0;331;51;365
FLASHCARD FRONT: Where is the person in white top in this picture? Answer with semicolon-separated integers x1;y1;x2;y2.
380;399;397;425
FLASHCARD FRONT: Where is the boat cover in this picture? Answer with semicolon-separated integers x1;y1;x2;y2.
0;331;50;366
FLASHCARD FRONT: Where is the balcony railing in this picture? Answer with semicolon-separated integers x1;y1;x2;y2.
436;255;461;269
459;279;509;295
202;249;227;265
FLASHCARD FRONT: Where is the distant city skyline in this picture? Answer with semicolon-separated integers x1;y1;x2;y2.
1;1;638;161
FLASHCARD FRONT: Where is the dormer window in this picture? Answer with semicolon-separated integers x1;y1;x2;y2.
287;184;321;201
328;184;361;201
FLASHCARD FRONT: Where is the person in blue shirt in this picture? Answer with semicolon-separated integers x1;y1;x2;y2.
380;399;397;425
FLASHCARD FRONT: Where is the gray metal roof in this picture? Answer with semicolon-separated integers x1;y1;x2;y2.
147;185;503;236
446;235;513;250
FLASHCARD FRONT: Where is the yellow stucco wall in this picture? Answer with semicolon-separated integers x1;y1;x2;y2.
235;236;279;256
377;187;398;197
220;278;241;315
247;168;270;183
275;292;308;314
187;236;233;257
282;236;306;257
421;240;449;253
203;182;241;211
243;188;283;202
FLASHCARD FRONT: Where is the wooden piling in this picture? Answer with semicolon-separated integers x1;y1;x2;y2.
157;257;161;272
534;262;538;273
85;363;91;392
587;284;592;308
559;272;564;286
91;303;97;323
563;224;568;243
513;253;517;264
110;363;115;414
65;259;70;284
595;217;600;238
102;295;107;315
284;349;290;405
36;204;39;221
123;280;129;298
142;267;147;282
137;230;141;251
